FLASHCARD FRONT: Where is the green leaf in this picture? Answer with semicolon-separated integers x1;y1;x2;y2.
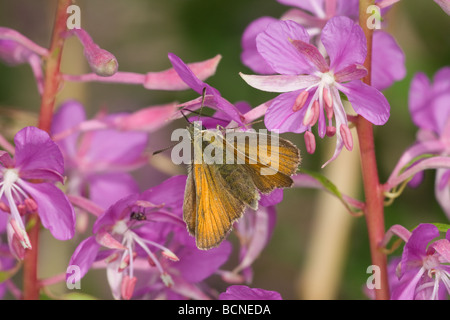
430;222;450;234
299;168;361;216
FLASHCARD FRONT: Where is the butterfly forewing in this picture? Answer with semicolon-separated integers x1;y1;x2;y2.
193;163;246;250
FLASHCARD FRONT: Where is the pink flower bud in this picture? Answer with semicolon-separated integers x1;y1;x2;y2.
68;28;118;77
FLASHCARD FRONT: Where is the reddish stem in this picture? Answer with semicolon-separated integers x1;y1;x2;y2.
23;0;71;300
356;0;390;300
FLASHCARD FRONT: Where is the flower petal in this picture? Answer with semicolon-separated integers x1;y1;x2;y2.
321;16;366;71
241;16;278;74
435;168;450;220
83;127;148;167
113;103;177;132
87;172;139;209
289;39;328;72
240;73;318;93
391;267;426;300
219;285;282;300
168;53;215;95
401;224;440;275
371;31;406;91
334;64;367;83
144;54;222;90
68;236;101;280
277;0;325;17
51;100;86;160
264;90;311;133
19;181;75;240
0;151;14;168
256;20;312;75
408;72;433;130
14;126;64;177
338;80;390;125
176;239;232;283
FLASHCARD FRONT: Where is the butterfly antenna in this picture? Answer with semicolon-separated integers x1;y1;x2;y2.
152;143;180;156
199;86;207;118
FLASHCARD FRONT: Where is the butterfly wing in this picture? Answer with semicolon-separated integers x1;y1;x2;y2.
191;163;247;250
224;130;301;193
183;165;197;236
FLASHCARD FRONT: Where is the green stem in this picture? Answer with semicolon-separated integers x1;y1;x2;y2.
356;0;390;300
23;0;71;300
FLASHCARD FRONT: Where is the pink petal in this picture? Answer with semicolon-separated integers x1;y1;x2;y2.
51;100;86;159
338;80;390;125
14;127;65;178
68;236;101;280
256;20;312;75
289;39;328;72
264;91;310;133
241;16;278;74
277;0;325;17
430;238;450;263
144;54;222;90
113;103;177;132
371;31;406;91
321;16;367;71
19;181;75;240
334;64;367;83
434;0;450;15
87;172;139;209
435;168;450;220
239;73;318;92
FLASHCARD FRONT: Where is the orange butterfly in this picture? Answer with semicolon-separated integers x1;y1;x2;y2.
182;120;301;250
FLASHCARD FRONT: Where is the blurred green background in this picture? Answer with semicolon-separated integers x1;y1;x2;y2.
0;0;449;300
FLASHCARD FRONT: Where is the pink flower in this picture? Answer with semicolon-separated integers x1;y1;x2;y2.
51;100;149;209
241;1;405;91
68;176;232;300
386;67;450;219
387;224;450;300
240;17;390;166
0;127;75;259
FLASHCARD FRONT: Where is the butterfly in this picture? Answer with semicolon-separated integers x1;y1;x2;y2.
182;116;301;250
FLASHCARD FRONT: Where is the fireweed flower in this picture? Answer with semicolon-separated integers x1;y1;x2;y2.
68;175;231;300
0;127;75;259
240;17;390;166
409;67;450;218
219;285;282;300
241;1;405;91
51;100;149;209
386;224;450;300
387;67;450;219
132;228;231;300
